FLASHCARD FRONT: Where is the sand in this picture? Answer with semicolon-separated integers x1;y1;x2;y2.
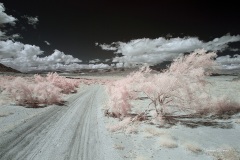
0;84;121;160
102;75;240;160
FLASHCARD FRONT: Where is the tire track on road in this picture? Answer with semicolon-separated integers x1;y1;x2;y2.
0;85;105;160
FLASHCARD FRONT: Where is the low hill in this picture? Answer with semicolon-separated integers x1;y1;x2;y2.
0;63;21;73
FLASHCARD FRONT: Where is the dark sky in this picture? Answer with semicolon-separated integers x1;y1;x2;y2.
1;0;240;61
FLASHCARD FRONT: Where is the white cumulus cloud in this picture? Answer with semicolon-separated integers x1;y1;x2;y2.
216;54;240;70
217;55;240;65
0;40;82;72
98;35;240;67
0;3;87;72
89;59;100;63
88;63;110;69
22;15;39;28
0;3;17;40
0;3;16;25
40;50;81;65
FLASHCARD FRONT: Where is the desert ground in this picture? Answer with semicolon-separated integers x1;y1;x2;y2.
0;71;240;160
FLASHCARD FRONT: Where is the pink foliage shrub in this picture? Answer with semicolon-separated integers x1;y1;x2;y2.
168;49;217;76
106;50;221;118
0;76;15;89
34;72;80;94
3;77;62;107
0;76;17;94
106;67;151;118
106;117;132;132
106;83;132;118
1;73;80;107
199;97;240;116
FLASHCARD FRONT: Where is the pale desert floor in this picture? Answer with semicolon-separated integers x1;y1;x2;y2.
0;73;240;160
103;75;240;160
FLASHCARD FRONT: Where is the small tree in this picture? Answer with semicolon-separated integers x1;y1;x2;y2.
106;50;219;119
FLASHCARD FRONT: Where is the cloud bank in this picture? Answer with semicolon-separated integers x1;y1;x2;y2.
216;55;240;69
0;3;112;72
1;3;240;72
0;40;82;72
0;3;85;72
98;35;240;67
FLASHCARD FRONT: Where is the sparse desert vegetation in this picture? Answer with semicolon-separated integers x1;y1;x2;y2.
0;73;80;107
105;50;240;127
158;135;178;148
1;1;240;159
1;50;240;160
144;127;167;137
102;50;240;159
183;142;203;154
207;146;240;160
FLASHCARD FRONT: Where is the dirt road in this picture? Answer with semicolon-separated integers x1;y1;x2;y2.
0;85;120;160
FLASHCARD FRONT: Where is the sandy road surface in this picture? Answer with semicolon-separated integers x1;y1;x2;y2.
0;85;120;160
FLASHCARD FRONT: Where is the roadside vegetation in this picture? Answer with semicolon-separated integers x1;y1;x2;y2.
0;73;80;107
105;49;240;128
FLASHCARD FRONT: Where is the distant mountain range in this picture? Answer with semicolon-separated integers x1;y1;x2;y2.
0;63;21;73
